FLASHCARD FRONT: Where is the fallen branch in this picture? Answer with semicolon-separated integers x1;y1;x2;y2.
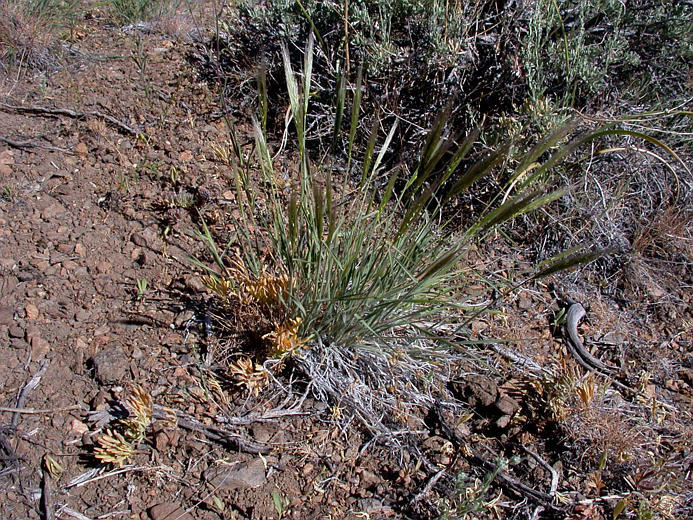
0;135;73;154
0;103;137;136
0;404;84;415
152;406;271;454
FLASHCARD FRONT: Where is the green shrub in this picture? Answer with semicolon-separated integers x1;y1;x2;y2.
522;0;693;112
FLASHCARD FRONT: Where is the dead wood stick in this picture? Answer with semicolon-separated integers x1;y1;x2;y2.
411;468;445;504
12;360;49;427
152;407;270;454
0;135;72;154
0;103;137;135
0;404;83;415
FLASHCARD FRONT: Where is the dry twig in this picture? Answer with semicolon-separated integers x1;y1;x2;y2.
151;406;270;454
13;360;49;427
0;135;73;154
0;103;137;135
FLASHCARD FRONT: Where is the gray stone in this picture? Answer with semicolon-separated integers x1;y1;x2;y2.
148;503;193;520
91;345;128;384
204;458;266;490
8;322;23;338
0;306;14;326
131;227;163;252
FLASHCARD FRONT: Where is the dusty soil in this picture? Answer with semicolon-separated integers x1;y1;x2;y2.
1;9;691;520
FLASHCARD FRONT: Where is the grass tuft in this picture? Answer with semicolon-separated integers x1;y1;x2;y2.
0;0;80;71
193;36;612;440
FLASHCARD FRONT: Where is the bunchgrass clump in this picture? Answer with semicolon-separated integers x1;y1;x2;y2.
106;0;181;25
193;35;611;439
0;0;81;71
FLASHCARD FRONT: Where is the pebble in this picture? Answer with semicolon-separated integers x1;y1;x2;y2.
31;336;50;359
25;303;39;320
204;459;267;490
91;345;128;384
148;503;193;520
0;306;14;326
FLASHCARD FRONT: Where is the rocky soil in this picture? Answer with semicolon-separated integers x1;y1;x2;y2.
1;9;691;520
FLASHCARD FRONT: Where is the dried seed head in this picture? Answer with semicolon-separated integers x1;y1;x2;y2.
228;357;268;396
263;316;306;359
94;429;136;467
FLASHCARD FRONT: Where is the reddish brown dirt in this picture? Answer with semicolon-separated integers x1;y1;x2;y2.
1;9;691;520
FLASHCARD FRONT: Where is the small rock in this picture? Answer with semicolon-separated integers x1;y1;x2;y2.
75;142;88;157
251;423;273;443
148;503;193;520
204;459;266;490
8;323;24;338
0;306;14;326
494;395;520;416
31;336;50;359
91;345;128;384
74;243;87;257
25;303;39;320
41;202;66;220
450;375;498;408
